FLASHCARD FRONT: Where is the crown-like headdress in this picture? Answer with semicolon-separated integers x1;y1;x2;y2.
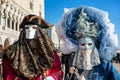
74;8;100;39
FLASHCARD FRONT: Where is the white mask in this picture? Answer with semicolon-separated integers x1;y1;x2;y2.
73;37;100;70
25;25;37;39
78;37;95;70
79;37;94;51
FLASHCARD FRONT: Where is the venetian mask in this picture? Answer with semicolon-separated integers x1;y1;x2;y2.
25;25;37;39
78;37;95;70
79;37;94;54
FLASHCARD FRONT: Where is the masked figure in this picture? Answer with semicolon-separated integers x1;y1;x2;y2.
3;14;63;80
74;37;100;70
56;6;120;80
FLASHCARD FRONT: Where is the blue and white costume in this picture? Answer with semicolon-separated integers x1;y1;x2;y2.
56;6;120;80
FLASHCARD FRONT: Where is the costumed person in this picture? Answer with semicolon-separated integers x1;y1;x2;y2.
56;6;120;80
2;14;63;80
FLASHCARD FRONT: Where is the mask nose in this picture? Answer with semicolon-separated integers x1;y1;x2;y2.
85;45;89;50
29;27;33;31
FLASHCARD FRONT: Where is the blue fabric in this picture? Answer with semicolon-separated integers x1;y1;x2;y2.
65;61;120;80
88;61;120;80
64;53;120;80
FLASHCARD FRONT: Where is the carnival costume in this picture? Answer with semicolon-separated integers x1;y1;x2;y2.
3;14;63;80
56;6;120;80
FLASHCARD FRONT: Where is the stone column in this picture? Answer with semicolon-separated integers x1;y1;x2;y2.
13;7;18;31
9;4;14;29
5;0;10;28
17;9;21;31
0;0;6;26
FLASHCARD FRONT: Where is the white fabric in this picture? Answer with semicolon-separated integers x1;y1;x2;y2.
56;22;77;54
44;76;55;80
25;25;37;39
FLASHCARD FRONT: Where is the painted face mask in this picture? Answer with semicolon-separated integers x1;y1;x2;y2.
25;25;37;39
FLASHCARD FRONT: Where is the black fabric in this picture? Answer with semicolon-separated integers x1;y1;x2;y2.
20;14;50;29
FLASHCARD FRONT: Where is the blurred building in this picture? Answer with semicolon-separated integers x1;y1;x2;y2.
44;25;60;51
0;0;44;49
51;25;60;50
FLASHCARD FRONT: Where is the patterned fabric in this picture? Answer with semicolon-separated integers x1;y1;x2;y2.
4;26;56;78
3;51;63;80
72;47;100;70
64;56;120;80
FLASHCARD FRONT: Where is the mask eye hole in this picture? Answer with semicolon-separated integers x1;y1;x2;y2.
25;27;29;29
81;43;85;46
32;26;37;29
88;43;92;46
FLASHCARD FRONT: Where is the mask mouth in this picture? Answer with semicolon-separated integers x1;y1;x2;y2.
26;31;36;39
25;25;37;39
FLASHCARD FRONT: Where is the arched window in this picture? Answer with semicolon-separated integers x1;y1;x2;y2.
12;19;14;29
16;22;18;31
7;17;10;28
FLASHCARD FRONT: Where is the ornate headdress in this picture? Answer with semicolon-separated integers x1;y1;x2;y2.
56;6;118;61
72;8;100;40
